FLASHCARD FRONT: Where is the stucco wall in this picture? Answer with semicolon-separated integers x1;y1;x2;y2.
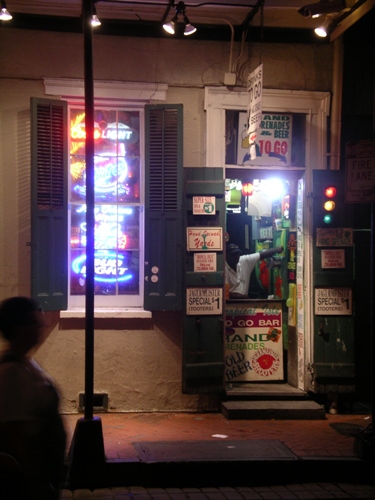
0;27;333;412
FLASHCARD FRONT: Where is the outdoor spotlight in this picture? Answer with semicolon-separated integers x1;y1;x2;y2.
183;14;196;35
91;3;101;27
0;0;12;21
162;1;197;36
314;17;332;36
163;14;177;34
298;0;347;18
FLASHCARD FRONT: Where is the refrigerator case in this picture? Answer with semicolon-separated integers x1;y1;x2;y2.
272;229;289;299
253;239;272;297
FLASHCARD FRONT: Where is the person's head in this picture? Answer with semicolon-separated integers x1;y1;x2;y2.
226;242;242;271
0;296;44;353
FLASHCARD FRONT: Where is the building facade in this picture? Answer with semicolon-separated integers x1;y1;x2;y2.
1;18;370;413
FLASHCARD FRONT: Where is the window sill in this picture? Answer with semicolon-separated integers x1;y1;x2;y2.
60;308;152;319
59;309;153;330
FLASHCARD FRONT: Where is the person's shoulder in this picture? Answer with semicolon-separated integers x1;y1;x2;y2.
0;356;32;382
240;252;260;262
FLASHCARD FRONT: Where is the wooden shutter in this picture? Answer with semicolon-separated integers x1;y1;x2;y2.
144;105;183;311
31;98;68;311
182;167;225;394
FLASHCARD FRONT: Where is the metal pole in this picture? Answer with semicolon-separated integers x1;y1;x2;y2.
67;1;106;488
83;0;95;421
371;203;374;427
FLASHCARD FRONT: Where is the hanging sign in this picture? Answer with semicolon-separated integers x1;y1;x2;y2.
186;287;223;315
346;140;375;203
187;227;223;251
225;301;284;382
315;287;352;316
192;196;216;215
247;63;263;160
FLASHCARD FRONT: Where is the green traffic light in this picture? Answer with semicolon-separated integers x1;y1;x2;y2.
323;213;333;224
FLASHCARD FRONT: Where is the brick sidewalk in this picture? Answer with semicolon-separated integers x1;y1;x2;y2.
63;412;372;460
60;484;375;499
60;412;375;499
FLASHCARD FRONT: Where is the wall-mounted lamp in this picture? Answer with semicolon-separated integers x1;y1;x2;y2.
0;0;12;21
162;1;197;36
314;16;332;36
298;0;346;18
91;3;101;27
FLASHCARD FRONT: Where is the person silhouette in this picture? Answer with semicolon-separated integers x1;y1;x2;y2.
226;242;283;299
0;297;66;499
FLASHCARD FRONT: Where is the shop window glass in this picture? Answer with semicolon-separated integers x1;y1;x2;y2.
69;107;142;302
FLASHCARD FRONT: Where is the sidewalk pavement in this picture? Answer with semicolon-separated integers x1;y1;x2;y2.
60;411;375;500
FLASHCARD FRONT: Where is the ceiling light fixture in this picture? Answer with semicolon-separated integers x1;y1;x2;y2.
91;3;101;27
162;1;197;36
0;0;12;21
314;16;332;36
298;0;347;18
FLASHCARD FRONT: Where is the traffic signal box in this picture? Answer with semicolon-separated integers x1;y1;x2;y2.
312;170;355;399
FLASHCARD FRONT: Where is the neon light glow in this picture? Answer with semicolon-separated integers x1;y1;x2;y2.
70;115;139;144
72;156;129;199
72;250;133;283
71;204;136;250
69;108;141;296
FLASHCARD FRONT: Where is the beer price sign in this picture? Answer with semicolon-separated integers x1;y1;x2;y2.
315;287;352;316
192;196;216;215
186;287;223;315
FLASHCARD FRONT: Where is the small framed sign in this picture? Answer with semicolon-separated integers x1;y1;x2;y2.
315;287;352;316
187;227;223;251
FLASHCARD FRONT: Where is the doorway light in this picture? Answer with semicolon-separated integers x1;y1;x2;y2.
0;0;12;21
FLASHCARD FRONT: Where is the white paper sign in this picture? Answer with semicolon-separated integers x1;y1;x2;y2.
186;287;223;315
247;64;263;160
193;253;217;272
315;288;352;316
186;227;223;251
247;64;263;136
321;249;345;269
192;196;216;215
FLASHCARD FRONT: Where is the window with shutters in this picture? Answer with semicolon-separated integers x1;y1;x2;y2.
31;95;183;312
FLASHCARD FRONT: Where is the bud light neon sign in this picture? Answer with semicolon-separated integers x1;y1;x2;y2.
72;250;133;284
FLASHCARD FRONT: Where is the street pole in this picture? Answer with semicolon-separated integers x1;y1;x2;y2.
68;0;106;488
83;0;95;423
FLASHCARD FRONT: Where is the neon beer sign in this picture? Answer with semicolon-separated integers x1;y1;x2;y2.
70;115;139;144
72;250;132;283
71;205;136;283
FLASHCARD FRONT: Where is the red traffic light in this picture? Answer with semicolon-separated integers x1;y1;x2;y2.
324;186;336;198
